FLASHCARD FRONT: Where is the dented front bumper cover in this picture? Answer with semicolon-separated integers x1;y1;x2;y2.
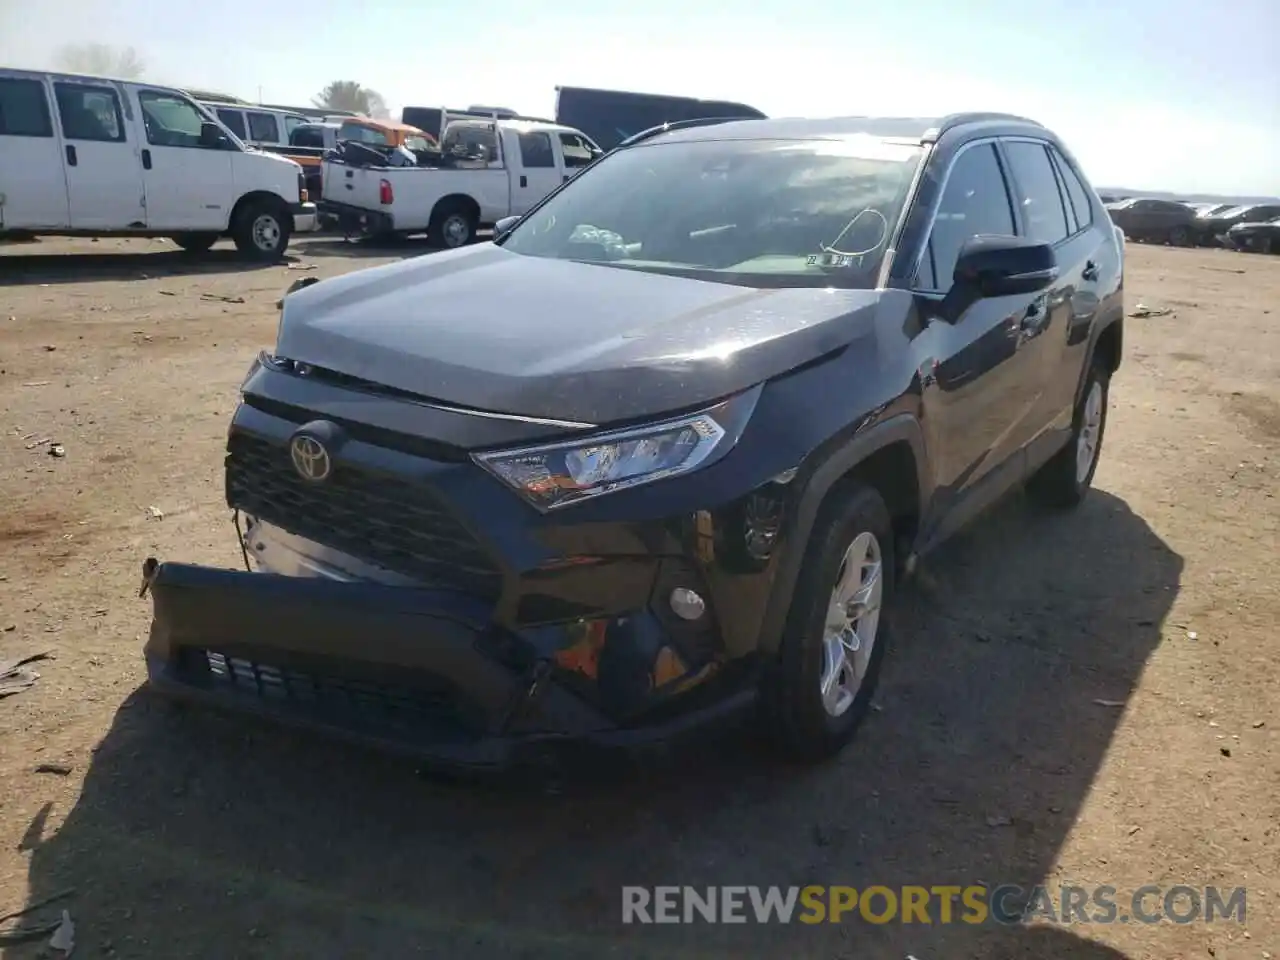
138;558;755;773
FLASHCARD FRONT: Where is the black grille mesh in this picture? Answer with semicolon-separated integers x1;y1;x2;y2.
225;433;502;598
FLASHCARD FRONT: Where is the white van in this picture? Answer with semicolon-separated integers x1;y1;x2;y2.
0;68;315;259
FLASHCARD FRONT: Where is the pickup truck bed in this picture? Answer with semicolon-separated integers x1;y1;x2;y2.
318;120;591;246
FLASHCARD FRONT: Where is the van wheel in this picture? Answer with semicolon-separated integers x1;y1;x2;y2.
170;232;219;253
232;201;292;260
762;482;894;763
1027;359;1110;508
428;202;476;249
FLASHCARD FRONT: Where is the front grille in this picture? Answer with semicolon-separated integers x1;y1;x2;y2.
187;649;481;735
226;433;502;598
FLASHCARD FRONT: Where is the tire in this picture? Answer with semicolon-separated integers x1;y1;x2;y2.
170;232;219;254
1026;359;1110;509
762;482;895;763
428;201;476;249
1169;225;1190;247
232;200;292;261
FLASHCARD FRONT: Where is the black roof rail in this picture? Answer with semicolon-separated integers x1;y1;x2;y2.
927;112;1043;141
617;116;749;149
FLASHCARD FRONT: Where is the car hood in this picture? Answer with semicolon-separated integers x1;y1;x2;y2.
275;244;883;425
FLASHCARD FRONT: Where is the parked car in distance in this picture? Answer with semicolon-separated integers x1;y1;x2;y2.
1225;215;1280;254
1192;203;1280;246
139;111;1123;771
1185;202;1235;217
1104;197;1196;245
319;117;600;246
0;67;314;257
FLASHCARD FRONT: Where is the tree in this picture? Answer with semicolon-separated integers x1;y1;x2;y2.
312;81;388;119
55;43;145;78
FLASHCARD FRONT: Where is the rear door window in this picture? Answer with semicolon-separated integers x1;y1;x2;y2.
517;131;555;168
0;77;54;137
1001;140;1070;244
53;83;126;142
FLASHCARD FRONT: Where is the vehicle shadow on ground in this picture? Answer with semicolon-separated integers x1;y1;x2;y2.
0;248;301;287
11;490;1178;959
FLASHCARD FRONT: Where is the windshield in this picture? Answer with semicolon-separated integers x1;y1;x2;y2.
499;136;923;289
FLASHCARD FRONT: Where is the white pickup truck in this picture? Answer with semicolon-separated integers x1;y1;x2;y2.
319;118;601;247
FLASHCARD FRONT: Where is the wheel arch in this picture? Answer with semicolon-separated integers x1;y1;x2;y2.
229;190;291;230
429;193;481;225
756;413;931;656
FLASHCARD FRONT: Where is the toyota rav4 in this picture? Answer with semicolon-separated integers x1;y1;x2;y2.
139;112;1124;770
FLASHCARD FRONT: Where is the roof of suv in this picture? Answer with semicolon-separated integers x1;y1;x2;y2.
633;112;1046;145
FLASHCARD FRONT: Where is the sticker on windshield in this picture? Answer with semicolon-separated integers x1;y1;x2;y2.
807;253;865;268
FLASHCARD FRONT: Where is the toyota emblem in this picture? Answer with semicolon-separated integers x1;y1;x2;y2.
290;434;331;482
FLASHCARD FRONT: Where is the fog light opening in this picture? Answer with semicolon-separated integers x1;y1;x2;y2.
670;587;706;621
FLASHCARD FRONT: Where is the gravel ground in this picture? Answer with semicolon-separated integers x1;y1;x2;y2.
0;235;1277;959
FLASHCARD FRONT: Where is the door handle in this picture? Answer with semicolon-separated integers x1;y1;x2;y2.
1082;260;1099;282
563;174;571;182
141;149;152;170
519;175;528;188
65;144;77;166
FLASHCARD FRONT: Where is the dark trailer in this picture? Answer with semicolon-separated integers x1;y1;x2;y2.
554;85;766;151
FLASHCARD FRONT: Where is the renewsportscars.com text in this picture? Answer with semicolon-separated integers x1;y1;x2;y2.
621;884;1246;925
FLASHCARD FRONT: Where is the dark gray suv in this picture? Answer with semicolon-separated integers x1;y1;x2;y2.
140;112;1124;771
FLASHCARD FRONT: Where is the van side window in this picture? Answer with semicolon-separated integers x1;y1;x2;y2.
216;108;247;139
246;111;279;143
518;132;555;168
283;115;305;138
0;78;54;137
917;143;1016;291
138;91;209;148
54;83;125;142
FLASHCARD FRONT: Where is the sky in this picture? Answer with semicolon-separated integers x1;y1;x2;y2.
2;0;1277;197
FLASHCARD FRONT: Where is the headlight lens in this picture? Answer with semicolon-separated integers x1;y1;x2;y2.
474;387;760;511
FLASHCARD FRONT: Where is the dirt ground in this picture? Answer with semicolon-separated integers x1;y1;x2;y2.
0;235;1276;960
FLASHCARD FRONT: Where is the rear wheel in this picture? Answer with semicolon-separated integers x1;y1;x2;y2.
1027;359;1109;508
763;482;894;763
232;200;292;260
170;232;219;254
428;201;477;249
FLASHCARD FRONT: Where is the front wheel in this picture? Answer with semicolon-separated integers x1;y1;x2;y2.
1026;360;1110;508
762;482;895;763
1169;225;1191;247
232;201;292;261
170;232;219;253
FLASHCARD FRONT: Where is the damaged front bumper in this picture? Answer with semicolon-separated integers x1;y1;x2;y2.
138;558;756;773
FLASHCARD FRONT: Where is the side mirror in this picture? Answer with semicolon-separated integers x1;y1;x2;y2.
199;121;226;149
493;215;520;241
940;235;1057;321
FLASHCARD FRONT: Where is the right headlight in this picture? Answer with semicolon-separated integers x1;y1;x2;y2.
474;386;761;512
